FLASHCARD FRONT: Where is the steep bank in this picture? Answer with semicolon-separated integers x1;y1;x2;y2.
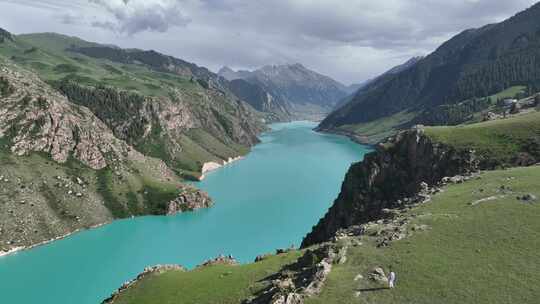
0;29;266;180
302;128;477;247
304;110;540;247
103;164;540;303
0;57;213;255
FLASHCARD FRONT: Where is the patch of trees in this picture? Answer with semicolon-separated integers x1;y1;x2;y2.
56;80;150;143
0;28;12;43
54;64;79;74
0;76;14;97
320;9;540;128
68;46;213;80
417;97;492;126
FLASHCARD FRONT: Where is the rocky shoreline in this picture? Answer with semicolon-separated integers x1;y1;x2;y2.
315;127;372;146
199;156;244;180
0;221;109;258
302;127;478;247
1;186;213;258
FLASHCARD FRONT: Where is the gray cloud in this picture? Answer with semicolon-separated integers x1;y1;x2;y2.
89;0;191;35
56;13;80;25
0;0;537;83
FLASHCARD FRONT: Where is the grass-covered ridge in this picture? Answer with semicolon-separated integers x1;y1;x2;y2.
425;111;540;167
107;165;540;304
0;31;264;179
111;252;302;304
307;165;540;304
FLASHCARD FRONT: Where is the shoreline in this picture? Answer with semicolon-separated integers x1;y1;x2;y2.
0;221;110;258
198;156;244;181
315;127;376;147
0;157;246;258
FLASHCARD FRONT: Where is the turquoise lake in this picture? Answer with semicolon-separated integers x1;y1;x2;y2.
0;121;370;304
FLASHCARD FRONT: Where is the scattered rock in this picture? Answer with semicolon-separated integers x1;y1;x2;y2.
198;255;238;267
353;274;364;281
368;267;388;283
166;187;213;215
517;194;537;202
255;253;272;262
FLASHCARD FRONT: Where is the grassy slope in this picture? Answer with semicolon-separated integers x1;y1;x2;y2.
108;165;540;304
307;166;540;304
337;111;416;144
0;33;199;97
333;86;530;145
425;111;540;164
112;252;302;304
0;33;256;178
0;141;183;251
489;85;526;101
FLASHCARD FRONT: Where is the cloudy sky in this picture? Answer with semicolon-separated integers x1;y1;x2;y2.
0;0;537;84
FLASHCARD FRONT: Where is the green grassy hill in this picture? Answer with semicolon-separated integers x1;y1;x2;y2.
0;30;264;179
108;111;540;303
111;253;302;304
307;166;540;304
319;2;540;136
425;111;540;167
107;165;540;304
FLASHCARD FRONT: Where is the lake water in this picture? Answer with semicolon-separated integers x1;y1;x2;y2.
0;121;370;304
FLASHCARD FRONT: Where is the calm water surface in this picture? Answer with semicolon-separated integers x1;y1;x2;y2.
0;121;370;304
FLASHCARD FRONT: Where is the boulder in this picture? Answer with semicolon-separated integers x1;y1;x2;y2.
368;267;388;283
518;194;537;202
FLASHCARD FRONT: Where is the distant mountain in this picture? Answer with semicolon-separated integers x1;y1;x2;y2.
332;56;423;110
227;78;292;122
0;30;266;180
219;64;349;119
0;28;13;43
383;56;423;75
319;2;540;133
345;82;369;94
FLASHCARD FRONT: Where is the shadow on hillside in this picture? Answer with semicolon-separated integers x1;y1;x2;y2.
357;287;389;292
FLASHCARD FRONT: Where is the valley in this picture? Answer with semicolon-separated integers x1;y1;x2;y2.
1;1;540;304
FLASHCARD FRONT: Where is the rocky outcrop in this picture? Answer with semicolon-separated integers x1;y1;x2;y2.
198;255;239;267
245;244;345;304
0;59;216;254
166;186;213;215
302;127;478;247
56;81;263;178
0;27;12;43
199;156;243;180
103;264;186;304
0;61;129;170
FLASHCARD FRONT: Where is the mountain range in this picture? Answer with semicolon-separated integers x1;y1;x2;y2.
0;28;268;252
219;64;354;120
320;2;540;138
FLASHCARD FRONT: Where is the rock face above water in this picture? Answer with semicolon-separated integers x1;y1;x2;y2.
302;128;478;247
0;61;129;169
166;187;213;215
0;59;216;254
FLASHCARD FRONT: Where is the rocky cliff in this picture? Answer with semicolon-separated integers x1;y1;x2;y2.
302;128;478;247
0;59;213;255
1;30;266;179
